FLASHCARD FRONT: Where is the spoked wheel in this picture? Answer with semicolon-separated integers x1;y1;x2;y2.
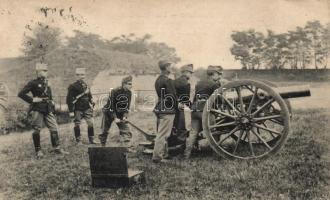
202;80;290;160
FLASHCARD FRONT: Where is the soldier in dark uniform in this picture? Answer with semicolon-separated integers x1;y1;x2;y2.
169;64;194;149
18;63;69;159
98;75;133;146
184;65;223;158
66;68;97;144
152;61;178;163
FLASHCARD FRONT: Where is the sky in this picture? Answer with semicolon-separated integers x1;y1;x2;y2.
0;0;329;69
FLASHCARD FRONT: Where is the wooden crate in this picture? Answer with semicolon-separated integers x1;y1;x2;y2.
88;147;145;188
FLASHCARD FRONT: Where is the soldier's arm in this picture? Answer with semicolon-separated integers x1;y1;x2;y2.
167;79;177;99
18;81;34;104
126;91;132;113
211;81;221;93
107;89;118;119
88;90;95;106
66;86;75;113
177;79;191;106
48;86;53;101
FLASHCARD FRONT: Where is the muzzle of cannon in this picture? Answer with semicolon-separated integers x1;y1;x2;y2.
202;79;311;160
219;84;310;102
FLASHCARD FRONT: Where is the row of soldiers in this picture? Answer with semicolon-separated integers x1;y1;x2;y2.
152;61;223;163
18;61;223;160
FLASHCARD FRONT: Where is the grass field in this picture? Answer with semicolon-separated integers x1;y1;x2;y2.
0;108;329;200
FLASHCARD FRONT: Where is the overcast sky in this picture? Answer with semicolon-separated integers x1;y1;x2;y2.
1;0;329;69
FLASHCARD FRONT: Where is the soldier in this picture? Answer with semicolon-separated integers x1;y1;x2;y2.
18;63;69;159
152;60;178;163
184;65;223;159
66;68;97;144
98;75;133;147
169;64;194;150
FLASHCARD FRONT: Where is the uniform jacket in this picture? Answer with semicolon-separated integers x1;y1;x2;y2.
18;77;53;113
66;80;93;112
103;86;132;119
174;75;191;107
191;79;221;112
154;74;178;114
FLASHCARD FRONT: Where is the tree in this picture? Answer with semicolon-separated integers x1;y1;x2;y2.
107;33;150;54
22;25;62;61
108;33;181;63
67;30;107;49
146;42;181;63
322;23;330;68
263;31;291;69
304;21;326;69
230;30;264;69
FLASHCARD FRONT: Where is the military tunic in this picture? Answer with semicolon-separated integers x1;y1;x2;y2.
18;77;54;114
153;74;178;115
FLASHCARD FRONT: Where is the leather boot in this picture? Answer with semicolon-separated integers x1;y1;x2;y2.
88;127;99;144
50;131;60;148
74;126;81;143
98;132;107;146
32;130;41;152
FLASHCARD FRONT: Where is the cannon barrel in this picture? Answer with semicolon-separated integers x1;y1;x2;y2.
273;85;311;99
223;84;311;102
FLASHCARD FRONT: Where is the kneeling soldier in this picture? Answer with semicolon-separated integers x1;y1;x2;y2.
18;63;69;159
184;65;223;159
99;75;133;146
66;68;97;144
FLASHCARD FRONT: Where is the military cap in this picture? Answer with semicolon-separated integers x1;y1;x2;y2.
158;60;172;70
75;68;86;74
180;64;194;73
35;63;48;71
207;65;223;74
122;75;133;84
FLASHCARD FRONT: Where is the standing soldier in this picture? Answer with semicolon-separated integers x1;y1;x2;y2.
66;68;97;144
184;65;223;159
98;75;133;147
18;63;69;159
152;61;178;163
169;64;194;150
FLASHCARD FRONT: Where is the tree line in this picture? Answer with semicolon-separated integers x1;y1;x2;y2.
230;20;330;70
21;23;180;65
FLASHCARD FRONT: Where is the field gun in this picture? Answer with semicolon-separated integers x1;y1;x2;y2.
202;79;311;160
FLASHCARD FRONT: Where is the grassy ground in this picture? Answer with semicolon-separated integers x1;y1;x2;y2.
0;109;329;200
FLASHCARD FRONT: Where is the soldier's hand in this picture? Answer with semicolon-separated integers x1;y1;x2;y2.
32;97;43;103
69;112;75;118
122;117;127;122
178;102;185;110
114;118;121;123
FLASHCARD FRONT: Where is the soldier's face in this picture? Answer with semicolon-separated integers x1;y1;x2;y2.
166;64;174;74
183;71;193;79
76;73;86;81
212;72;222;81
37;70;48;78
123;82;132;90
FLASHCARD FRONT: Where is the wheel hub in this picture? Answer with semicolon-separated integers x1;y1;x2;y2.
237;114;253;130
